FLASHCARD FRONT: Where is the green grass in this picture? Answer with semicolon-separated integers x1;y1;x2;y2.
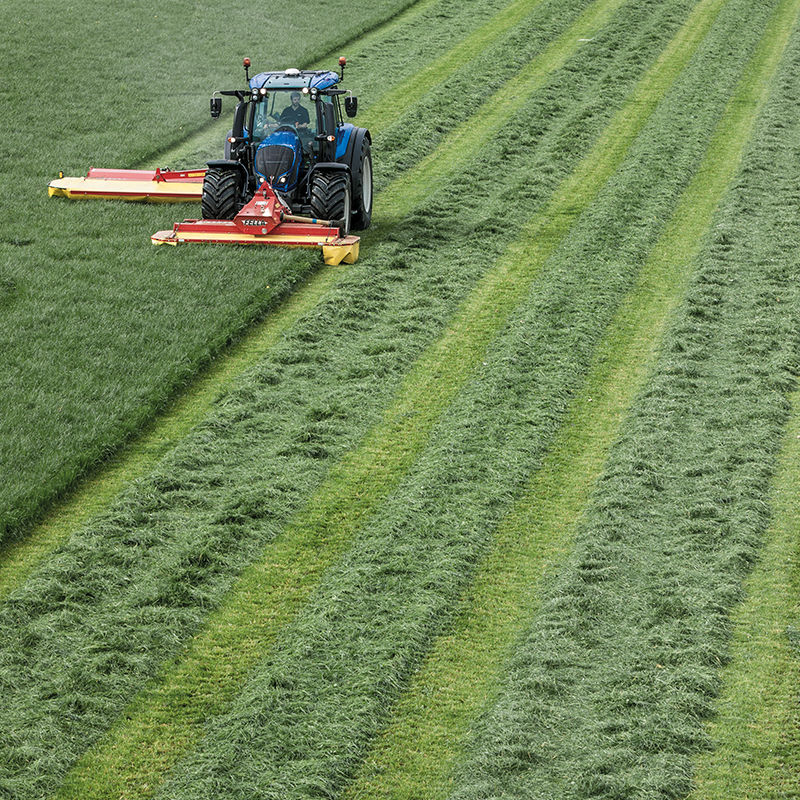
684;24;800;798
441;0;800;796
144;1;794;797
0;0;724;795
0;0;603;578
48;0;788;796
2;1;664;794
689;394;800;799
1;0;510;543
4;1;800;799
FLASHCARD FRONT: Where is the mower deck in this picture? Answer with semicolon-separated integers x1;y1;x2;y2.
151;183;360;265
48;167;205;202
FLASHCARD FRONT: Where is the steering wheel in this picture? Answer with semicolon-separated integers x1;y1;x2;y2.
275;124;301;135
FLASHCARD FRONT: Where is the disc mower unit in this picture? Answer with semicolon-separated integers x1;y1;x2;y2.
48;167;205;202
152;182;359;266
47;56;372;264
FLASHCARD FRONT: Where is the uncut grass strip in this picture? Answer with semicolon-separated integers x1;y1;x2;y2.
3;3;686;792
689;392;800;799
0;0;616;547
34;3;720;796
0;265;348;605
442;2;800;797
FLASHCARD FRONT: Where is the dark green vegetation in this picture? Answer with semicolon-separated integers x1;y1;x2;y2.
2;0;800;799
0;0;433;540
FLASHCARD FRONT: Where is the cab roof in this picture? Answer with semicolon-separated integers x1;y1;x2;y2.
249;69;341;91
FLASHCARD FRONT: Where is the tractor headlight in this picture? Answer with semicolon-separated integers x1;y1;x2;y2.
259;87;267;95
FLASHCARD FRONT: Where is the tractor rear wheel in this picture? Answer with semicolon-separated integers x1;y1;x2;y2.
310;171;351;235
201;167;240;220
351;141;373;231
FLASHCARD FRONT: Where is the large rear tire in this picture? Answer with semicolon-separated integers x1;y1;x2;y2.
201;167;240;220
351;141;373;231
309;171;351;236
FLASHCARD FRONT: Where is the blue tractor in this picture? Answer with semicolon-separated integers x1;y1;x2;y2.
206;57;372;234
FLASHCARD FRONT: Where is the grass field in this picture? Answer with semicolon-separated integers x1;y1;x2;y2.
2;0;800;798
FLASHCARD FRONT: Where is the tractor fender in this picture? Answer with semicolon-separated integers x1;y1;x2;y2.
338;127;372;230
206;159;250;183
337;126;371;172
306;161;351;185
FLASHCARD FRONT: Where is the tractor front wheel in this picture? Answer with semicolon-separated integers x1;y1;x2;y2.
310;171;351;236
201;167;240;220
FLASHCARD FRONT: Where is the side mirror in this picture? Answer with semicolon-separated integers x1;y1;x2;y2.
210;97;222;119
344;96;358;118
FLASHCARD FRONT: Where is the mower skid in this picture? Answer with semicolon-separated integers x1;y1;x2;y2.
48;167;205;202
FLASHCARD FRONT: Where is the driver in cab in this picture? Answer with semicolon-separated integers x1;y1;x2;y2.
280;92;310;128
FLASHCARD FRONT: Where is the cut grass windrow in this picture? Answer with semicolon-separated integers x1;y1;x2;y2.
689;395;800;799
684;22;800;796
0;0;600;595
44;1;748;797
377;0;630;217
442;0;800;796
358;0;548;133
337;0;800;794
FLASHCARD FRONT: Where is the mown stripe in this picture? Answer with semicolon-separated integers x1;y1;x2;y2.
344;0;797;793
688;393;800;799
378;0;629;218
51;2;729;798
684;24;800;790
0;0;609;606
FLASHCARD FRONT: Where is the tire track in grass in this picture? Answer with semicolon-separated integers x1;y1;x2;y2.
0;0;623;601
688;392;800;799
344;1;797;794
51;3;730;799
